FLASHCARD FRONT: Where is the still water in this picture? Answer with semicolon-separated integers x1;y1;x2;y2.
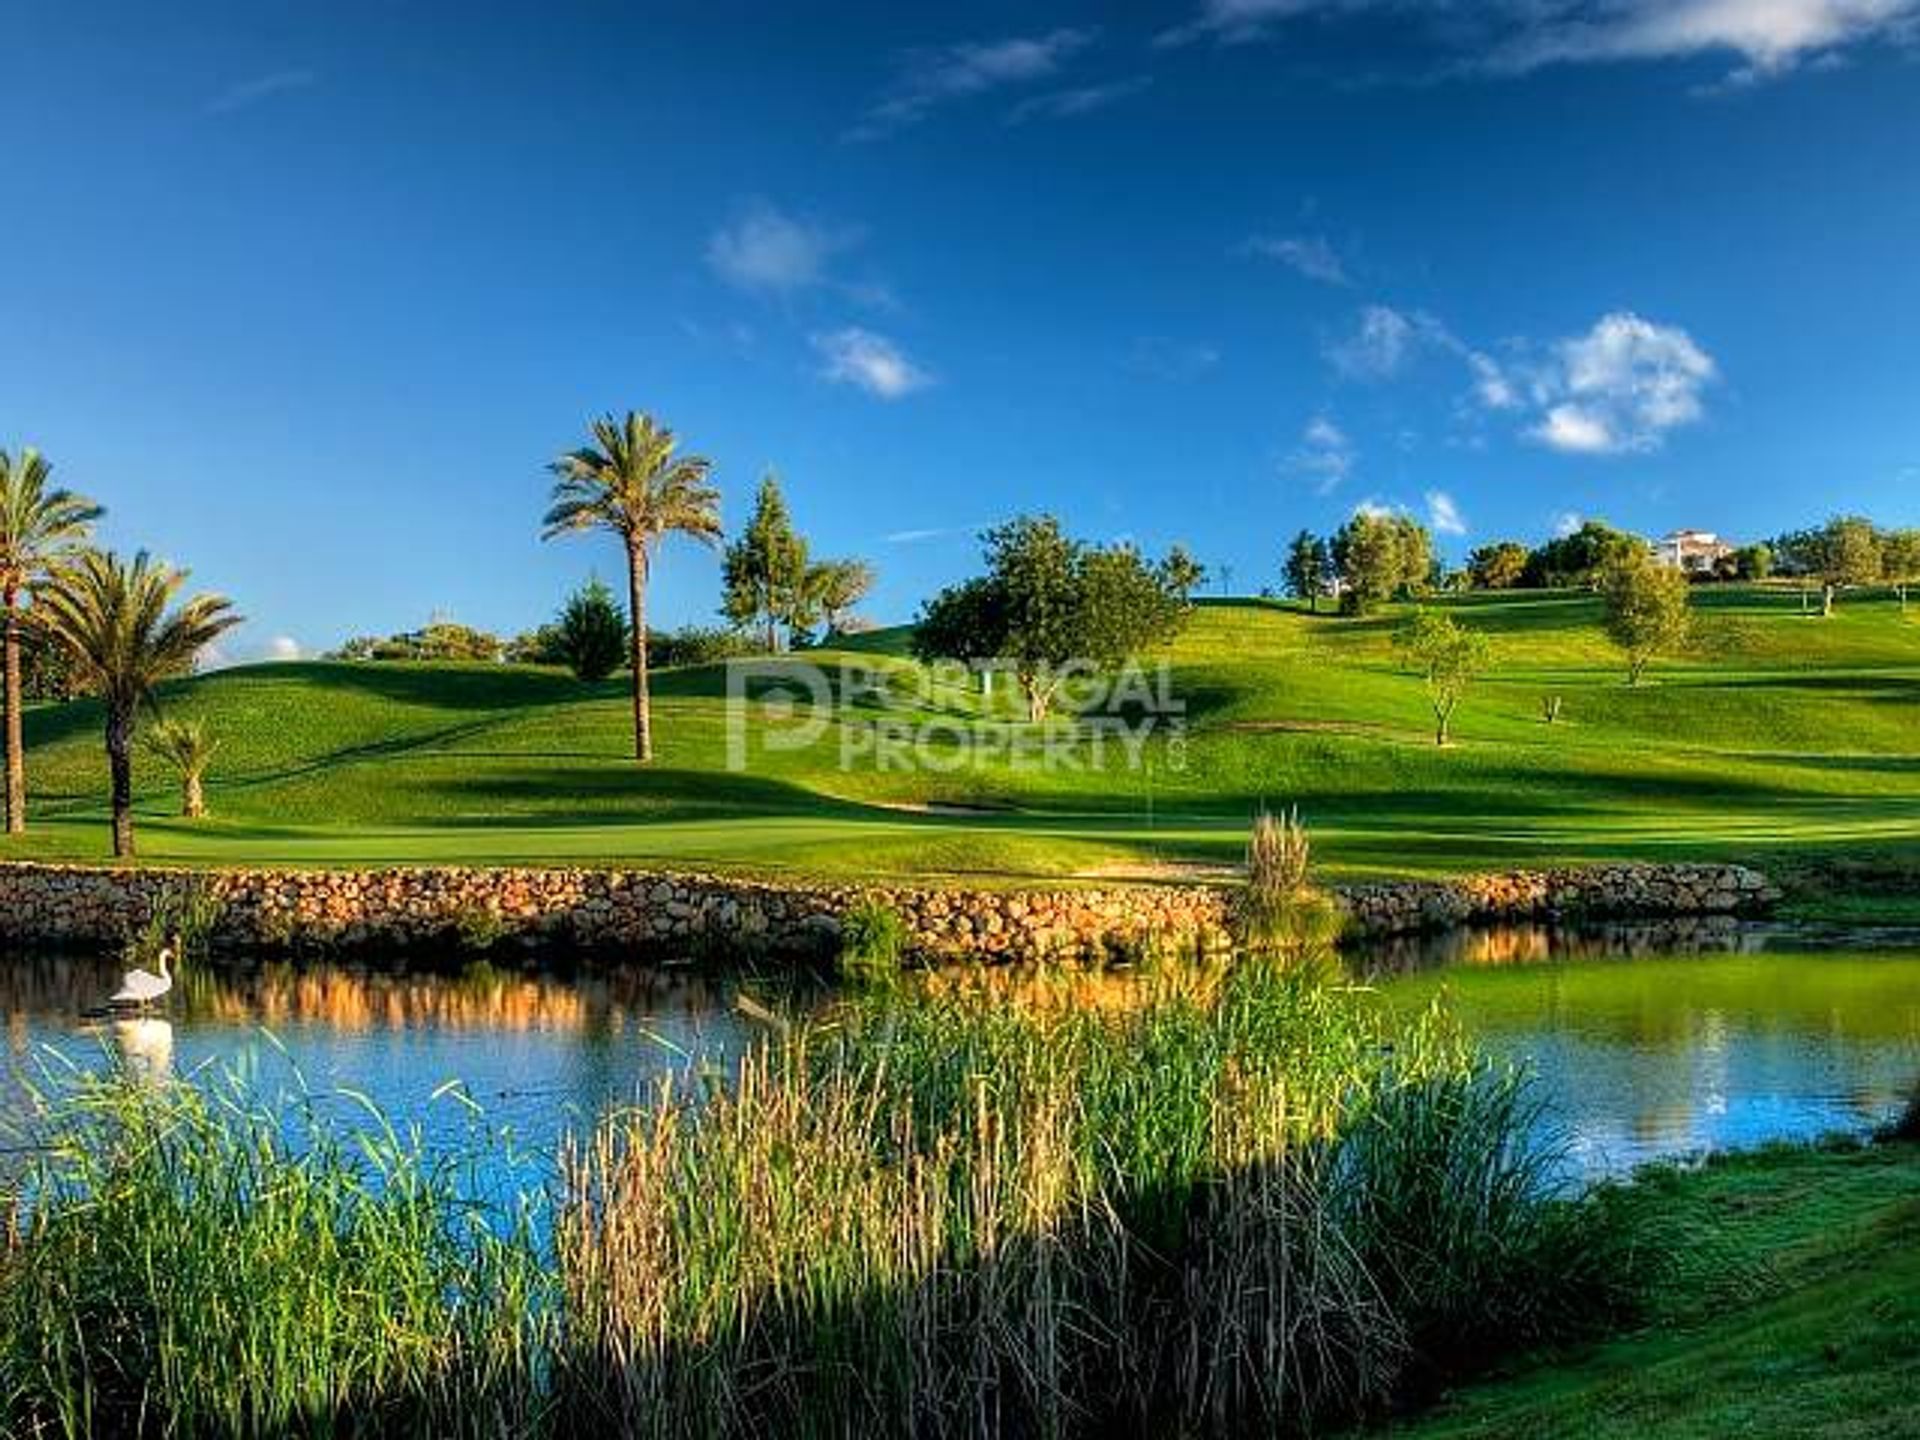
3;922;1918;1178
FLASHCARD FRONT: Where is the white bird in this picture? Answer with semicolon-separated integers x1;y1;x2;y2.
110;946;175;1008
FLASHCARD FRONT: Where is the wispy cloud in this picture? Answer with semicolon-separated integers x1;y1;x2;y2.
1426;490;1468;536
1007;75;1152;124
1283;414;1355;494
707;202;861;296
884;523;981;545
813;328;934;399
1163;1;1920;84
1125;336;1222;381
205;68;317;117
1240;233;1349;286
853;28;1097;138
1326;305;1454;380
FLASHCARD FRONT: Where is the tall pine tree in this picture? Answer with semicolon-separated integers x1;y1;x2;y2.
721;473;809;651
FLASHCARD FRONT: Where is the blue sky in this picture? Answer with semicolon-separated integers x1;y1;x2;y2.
4;1;1918;658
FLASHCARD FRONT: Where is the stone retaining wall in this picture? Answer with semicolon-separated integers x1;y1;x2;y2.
0;860;1780;964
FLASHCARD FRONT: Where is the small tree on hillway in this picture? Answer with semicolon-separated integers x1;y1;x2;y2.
1393;610;1493;746
1160;545;1207;608
553;577;629;682
911;515;1186;722
142;717;218;819
1597;549;1691;685
1777;516;1882;617
1284;530;1332;612
1880;529;1920;614
806;557;877;637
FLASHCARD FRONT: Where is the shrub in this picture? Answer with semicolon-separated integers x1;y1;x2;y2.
1237;806;1342;952
834;897;909;984
553;577;628;682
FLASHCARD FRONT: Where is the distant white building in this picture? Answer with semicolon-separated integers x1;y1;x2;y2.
1655;529;1736;575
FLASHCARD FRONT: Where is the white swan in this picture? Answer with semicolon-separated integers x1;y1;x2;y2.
110;946;174;1008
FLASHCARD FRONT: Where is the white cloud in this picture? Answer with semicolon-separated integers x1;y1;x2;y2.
1426;490;1469;536
1525;312;1717;454
854;28;1097;137
1493;0;1920;81
1165;1;1920;82
1553;510;1586;537
813;328;934;399
1007;76;1151;124
707;203;859;295
1240;233;1349;285
265;635;302;662
1284;414;1355;493
1467;350;1520;410
205;69;318;117
1352;497;1402;521
1328;305;1455;380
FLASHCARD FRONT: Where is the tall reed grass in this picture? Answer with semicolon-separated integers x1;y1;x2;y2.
1;956;1667;1437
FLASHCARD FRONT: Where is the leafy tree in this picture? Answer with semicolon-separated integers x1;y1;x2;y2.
1878;529;1920;612
1160;545;1207;607
1733;543;1774;582
720;473;809;651
37;550;240;857
544;411;722;762
553;577;629;682
1775;517;1882;616
1393;610;1493;746
910;516;1185;722
0;447;103;834
1468;541;1529;590
503;624;564;666
1523;521;1640;589
1392;516;1434;599
1283;531;1332;612
1597;548;1691;685
142;717;218;819
1332;514;1400;614
806;557;877;637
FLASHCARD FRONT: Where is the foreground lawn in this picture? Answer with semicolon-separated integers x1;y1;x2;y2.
1391;1140;1920;1439
5;584;1918;899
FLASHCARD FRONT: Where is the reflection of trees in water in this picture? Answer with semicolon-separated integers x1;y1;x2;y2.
0;952;738;1040
1355;917;1767;976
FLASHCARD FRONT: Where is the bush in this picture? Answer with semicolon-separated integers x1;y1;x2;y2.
552;578;629;682
1237;807;1343;952
647;625;761;669
834;897;909;984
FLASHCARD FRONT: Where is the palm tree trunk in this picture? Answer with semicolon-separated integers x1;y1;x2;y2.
3;588;23;835
183;771;205;819
107;704;135;858
626;539;651;763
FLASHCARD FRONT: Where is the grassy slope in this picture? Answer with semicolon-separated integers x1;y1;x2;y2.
5;584;1918;889
1387;1141;1920;1439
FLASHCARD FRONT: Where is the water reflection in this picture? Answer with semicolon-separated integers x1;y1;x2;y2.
2;927;1917;1179
109;1017;174;1087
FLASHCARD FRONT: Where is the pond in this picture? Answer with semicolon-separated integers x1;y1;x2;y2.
3;922;1918;1180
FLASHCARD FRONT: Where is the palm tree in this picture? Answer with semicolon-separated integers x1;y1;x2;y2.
142;717;219;818
543;412;722;761
37;551;240;858
0;448;103;834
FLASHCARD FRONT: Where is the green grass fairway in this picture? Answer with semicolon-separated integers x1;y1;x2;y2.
1388;1141;1920;1439
6;584;1918;891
